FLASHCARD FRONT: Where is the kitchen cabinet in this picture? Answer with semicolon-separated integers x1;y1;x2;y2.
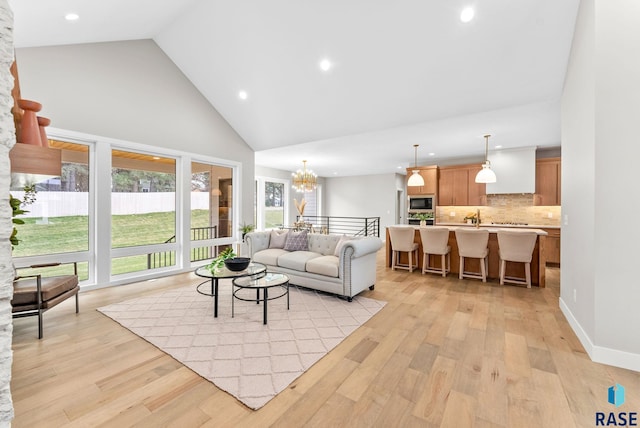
438;164;486;206
542;228;561;265
535;158;561;206
406;166;438;195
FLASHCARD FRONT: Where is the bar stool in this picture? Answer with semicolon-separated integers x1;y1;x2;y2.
496;229;538;288
388;226;419;272
419;227;451;277
455;229;489;282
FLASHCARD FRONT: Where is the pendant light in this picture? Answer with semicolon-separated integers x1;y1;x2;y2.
407;144;425;187
475;134;497;183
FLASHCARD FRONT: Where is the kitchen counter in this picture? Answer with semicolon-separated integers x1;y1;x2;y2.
385;225;549;287
436;222;560;230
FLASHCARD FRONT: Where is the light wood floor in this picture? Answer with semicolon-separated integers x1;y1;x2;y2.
11;251;640;427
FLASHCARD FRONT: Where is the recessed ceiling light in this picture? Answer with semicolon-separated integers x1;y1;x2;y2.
460;7;474;23
238;90;248;100
495;145;503;149
428;152;435;156
65;13;79;21
319;59;332;72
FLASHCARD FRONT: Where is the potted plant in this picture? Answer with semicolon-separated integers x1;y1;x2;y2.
206;247;236;273
463;212;477;224
239;223;255;241
412;212;433;226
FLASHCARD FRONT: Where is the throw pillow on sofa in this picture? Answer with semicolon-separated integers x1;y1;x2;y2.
269;229;289;249
283;230;309;251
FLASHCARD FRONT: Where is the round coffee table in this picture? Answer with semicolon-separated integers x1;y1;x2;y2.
194;262;267;317
232;272;289;324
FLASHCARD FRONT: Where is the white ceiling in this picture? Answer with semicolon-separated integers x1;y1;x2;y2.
11;0;580;177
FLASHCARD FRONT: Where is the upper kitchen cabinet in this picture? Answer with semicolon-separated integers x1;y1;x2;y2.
438;164;486;206
406;166;438;195
535;158;561;206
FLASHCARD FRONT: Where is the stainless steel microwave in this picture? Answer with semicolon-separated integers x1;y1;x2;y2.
408;195;435;211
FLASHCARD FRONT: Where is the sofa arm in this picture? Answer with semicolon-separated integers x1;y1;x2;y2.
245;231;270;257
340;237;383;259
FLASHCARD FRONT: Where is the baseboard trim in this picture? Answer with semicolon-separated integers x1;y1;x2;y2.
559;297;640;373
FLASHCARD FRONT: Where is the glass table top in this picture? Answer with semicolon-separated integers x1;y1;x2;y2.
195;262;266;279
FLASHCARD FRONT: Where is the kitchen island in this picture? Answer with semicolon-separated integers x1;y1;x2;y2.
385;225;548;287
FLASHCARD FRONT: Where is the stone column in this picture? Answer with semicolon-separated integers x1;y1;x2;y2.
0;0;15;423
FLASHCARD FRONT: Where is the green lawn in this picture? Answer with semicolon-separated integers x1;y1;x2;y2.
265;208;284;229
13;210;223;277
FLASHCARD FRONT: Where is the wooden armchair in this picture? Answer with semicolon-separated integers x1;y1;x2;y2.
12;262;80;339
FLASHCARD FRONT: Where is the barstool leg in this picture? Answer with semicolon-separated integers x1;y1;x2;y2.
500;259;506;285
525;262;531;288
409;251;413;272
459;256;464;279
441;254;446;277
480;257;487;282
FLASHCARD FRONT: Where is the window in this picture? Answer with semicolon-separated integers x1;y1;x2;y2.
256;177;289;230
191;162;234;261
111;150;177;274
298;186;320;217
265;181;285;228
11;141;90;258
11;132;240;288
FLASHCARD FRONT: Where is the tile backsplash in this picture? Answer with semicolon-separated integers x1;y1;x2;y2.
436;194;561;226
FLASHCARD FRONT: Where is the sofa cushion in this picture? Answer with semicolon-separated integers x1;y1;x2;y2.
277;251;321;271
253;249;289;266
269;230;289;249
306;255;339;278
283;230;309;251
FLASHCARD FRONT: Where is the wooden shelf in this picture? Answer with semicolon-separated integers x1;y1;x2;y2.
9;143;62;179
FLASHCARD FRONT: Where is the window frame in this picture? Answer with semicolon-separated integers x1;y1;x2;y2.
255;176;290;231
12;127;244;290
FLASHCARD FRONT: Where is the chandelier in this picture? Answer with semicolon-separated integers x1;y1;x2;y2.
291;160;317;193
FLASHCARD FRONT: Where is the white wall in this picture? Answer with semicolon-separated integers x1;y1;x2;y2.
324;173;401;238
593;0;640;360
15;40;255;226
561;0;640;370
560;0;596;348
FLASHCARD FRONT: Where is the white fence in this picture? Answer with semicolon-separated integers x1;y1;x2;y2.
12;191;211;218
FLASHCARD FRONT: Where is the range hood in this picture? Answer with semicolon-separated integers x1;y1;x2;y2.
485;146;536;194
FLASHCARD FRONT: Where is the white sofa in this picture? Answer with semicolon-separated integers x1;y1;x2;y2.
245;231;383;301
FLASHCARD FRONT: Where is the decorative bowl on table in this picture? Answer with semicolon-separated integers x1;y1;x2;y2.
224;257;251;271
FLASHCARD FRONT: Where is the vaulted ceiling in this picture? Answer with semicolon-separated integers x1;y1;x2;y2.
11;0;580;177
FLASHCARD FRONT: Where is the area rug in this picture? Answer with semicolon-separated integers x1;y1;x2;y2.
97;282;386;409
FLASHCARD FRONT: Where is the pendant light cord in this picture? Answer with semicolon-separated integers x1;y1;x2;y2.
483;135;490;164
